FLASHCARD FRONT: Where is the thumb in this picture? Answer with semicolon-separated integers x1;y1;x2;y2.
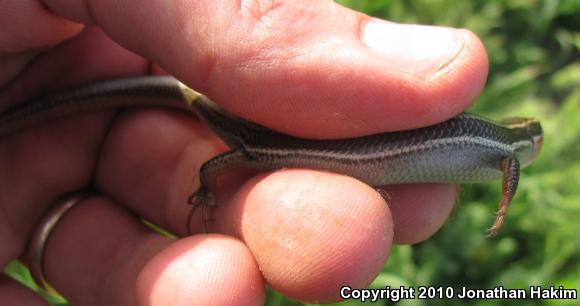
45;0;488;137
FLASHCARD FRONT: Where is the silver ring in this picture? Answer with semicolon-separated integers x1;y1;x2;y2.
25;192;91;292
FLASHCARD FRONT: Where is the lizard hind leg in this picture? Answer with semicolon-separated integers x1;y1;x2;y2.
487;157;520;237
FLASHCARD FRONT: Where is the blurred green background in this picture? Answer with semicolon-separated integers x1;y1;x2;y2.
5;0;580;305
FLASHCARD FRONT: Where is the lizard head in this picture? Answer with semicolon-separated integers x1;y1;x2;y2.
502;117;543;167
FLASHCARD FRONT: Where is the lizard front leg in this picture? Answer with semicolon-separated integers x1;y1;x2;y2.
187;149;249;234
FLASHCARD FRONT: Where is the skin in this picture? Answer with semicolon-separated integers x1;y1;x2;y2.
0;0;488;305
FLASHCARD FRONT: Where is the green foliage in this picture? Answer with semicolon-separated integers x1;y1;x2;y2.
4;260;68;305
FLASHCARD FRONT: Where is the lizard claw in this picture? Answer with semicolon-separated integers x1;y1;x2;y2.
186;186;213;234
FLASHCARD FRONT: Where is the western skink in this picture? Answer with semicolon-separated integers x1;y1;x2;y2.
0;76;543;236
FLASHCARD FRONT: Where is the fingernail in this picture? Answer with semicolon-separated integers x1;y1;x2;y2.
363;19;466;75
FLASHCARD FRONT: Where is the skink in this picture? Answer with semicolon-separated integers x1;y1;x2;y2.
0;76;543;236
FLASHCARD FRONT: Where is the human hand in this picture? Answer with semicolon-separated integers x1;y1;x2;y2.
0;1;488;305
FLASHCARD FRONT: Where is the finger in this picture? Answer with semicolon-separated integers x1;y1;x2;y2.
137;235;264;306
216;169;393;302
0;28;147;267
96;108;221;235
0;0;84;86
0;275;49;306
1;27;148;108
380;184;457;244
40;196;264;305
44;0;488;137
0;103;112;266
0;0;82;54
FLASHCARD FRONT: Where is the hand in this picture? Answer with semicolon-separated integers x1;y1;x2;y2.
0;1;488;305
